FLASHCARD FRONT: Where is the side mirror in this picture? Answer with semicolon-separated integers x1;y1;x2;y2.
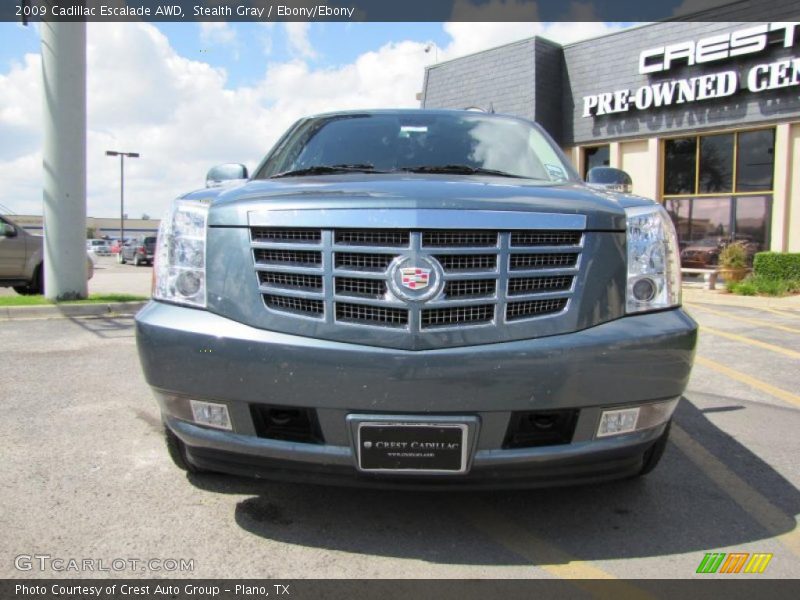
586;167;633;194
206;163;248;188
1;223;17;237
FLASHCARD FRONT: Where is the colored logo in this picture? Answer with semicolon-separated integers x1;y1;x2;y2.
696;552;773;574
400;267;431;290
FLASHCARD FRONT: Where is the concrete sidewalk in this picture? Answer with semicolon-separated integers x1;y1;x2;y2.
682;284;800;310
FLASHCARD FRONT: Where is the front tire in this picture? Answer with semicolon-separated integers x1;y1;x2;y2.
133;255;140;266
164;427;204;474
14;264;43;295
638;420;671;476
118;252;126;265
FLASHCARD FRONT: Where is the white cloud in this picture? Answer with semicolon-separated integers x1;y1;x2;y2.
199;22;237;46
284;22;317;59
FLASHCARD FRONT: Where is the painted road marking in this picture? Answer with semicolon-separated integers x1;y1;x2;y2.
672;424;800;559
686;303;800;335
758;308;800;320
694;356;800;408
459;502;655;598
700;326;800;360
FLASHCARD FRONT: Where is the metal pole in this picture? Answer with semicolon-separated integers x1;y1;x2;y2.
120;154;125;242
41;21;87;300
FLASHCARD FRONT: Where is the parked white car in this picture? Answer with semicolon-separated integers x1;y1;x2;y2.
86;239;111;256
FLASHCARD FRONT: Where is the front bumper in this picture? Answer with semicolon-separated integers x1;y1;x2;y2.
136;301;697;488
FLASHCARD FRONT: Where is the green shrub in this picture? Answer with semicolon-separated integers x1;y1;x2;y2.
727;274;800;297
718;242;748;269
753;252;800;280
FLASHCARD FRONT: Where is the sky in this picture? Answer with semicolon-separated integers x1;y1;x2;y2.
0;19;635;219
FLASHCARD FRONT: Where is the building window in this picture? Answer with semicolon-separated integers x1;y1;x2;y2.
662;129;775;266
582;145;609;179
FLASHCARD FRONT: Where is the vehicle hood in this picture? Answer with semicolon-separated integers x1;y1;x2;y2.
194;174;657;231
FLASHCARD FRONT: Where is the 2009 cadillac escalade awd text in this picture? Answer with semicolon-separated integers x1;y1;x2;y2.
135;110;697;489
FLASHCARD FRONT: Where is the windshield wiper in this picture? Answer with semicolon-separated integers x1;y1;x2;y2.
271;164;385;178
398;165;528;178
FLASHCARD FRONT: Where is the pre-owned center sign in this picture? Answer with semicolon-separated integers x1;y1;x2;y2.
582;22;800;118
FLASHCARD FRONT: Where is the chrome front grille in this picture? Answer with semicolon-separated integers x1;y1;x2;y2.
252;227;581;328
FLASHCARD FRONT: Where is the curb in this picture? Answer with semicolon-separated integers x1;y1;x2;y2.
0;301;148;321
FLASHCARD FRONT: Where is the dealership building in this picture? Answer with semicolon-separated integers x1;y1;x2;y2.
422;12;800;258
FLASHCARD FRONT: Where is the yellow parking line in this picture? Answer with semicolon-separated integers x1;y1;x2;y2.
686;303;800;335
701;326;800;360
759;308;800;320
671;425;800;559
694;356;800;408
459;502;655;598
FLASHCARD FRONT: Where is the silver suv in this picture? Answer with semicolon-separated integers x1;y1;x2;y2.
135;110;697;488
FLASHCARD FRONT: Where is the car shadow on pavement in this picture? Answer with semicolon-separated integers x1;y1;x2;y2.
185;398;800;566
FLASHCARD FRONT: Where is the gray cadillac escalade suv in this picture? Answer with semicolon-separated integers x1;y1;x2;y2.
135;109;697;489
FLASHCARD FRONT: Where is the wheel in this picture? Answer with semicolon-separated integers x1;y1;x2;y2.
638;420;671;476
118;252;126;264
14;264;44;295
133;254;140;266
164;427;204;474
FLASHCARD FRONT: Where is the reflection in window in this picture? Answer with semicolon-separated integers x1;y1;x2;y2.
737;130;775;192
699;134;733;193
664;138;696;195
582;145;609;179
734;195;770;254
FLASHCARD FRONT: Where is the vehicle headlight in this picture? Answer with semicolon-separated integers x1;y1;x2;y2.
153;199;209;308
625;204;681;313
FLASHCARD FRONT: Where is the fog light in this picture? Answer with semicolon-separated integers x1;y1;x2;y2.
596;399;680;438
597;407;640;437
189;400;232;430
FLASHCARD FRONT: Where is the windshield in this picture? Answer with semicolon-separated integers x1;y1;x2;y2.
254;112;577;182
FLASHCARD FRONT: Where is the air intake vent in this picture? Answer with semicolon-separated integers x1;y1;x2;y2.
508;275;573;295
435;254;497;272
260;272;323;291
334;252;396;271
336;302;409;327
335;277;387;299
423;231;498;247
250;404;324;444
255;248;322;266
509;253;578;270
264;294;324;316
444;279;496;298
503;410;579;448
510;231;582;246
506;298;567;320
335;230;409;247
421;304;494;328
251;228;321;244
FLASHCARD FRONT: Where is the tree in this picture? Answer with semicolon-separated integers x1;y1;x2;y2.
86;227;96;239
141;213;151;220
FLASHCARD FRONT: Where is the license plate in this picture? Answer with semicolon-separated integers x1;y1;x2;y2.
357;422;468;473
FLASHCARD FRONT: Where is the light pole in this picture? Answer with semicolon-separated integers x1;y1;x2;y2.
105;150;139;248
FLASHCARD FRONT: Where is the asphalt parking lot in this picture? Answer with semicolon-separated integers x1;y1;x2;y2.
1;285;799;580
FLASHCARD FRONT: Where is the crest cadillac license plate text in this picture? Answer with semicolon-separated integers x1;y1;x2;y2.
357;422;468;473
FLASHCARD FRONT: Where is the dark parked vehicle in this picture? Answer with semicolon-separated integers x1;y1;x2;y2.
135;109;697;489
680;235;759;268
119;236;156;266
